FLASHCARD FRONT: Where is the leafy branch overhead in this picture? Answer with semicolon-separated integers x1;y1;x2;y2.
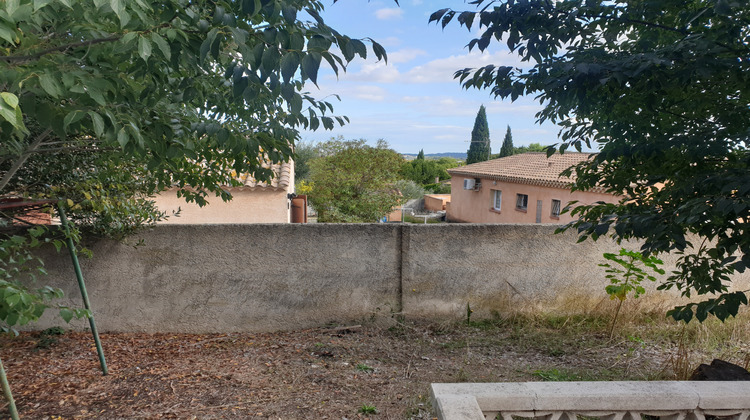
0;0;388;203
0;226;89;334
435;0;750;321
0;0;388;332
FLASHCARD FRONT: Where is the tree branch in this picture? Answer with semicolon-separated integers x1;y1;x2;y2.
34;146;117;154
31;138;103;148
618;17;689;36
0;129;52;192
575;9;745;54
0;36;121;64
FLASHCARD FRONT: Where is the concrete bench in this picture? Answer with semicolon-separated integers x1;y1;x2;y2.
430;381;750;420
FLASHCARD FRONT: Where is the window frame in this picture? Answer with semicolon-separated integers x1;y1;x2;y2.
515;193;528;211
551;199;561;218
491;190;502;212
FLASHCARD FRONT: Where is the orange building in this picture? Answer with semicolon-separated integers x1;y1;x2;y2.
154;160;296;224
424;194;451;212
446;153;618;224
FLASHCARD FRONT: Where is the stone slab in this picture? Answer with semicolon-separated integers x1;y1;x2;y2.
430;381;750;420
430;386;485;420
684;381;750;410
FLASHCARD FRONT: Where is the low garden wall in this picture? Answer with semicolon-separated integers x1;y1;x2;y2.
430;381;750;420
33;224;750;332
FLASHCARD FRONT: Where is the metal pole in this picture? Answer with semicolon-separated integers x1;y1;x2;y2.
0;357;19;420
58;205;108;375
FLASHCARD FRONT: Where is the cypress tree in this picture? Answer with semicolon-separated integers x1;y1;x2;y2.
499;125;514;157
416;149;425;160
466;105;491;164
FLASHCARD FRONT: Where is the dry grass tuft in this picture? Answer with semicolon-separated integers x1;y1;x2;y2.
485;300;750;380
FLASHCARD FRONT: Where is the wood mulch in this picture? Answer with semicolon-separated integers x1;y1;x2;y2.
1;320;673;419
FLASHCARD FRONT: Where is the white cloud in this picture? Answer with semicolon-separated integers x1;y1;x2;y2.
379;36;402;48
352;85;388;102
334;49;526;85
411;123;465;130
341;61;402;83
438;98;459;107
363;63;402;83
387;48;427;64
485;101;544;116
302;82;392;104
404;50;525;83
375;8;403;20
435;134;462;140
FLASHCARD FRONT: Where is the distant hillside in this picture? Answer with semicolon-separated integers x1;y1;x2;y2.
402;152;466;161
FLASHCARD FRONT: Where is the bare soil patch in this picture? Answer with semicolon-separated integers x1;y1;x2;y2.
0;318;706;419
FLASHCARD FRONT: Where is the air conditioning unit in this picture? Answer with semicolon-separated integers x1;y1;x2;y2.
463;179;475;190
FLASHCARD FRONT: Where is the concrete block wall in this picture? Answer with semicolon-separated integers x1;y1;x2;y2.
38;224;402;333
33;224;750;332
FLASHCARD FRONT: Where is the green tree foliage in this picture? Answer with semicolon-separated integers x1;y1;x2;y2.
400;156;460;194
416;149;425;160
308;139;403;222
466;105;491;164
513;143;548;154
435;0;750;322
600;248;665;337
4;146;167;239
0;0;386;327
293;140;320;182
0;226;88;334
400;157;456;187
394;180;425;200
435;157;462;168
496;142;549;157
499;125;514;158
1;0;386;204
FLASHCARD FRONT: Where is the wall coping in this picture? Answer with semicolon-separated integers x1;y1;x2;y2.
430;381;750;420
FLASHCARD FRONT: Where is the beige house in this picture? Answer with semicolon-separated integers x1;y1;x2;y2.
424;194;451;212
154;161;295;224
446;152;618;224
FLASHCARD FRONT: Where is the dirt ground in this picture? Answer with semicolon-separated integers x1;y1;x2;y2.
1;318;682;419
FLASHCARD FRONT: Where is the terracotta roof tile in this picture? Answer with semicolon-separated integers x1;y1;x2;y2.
236;160;292;189
165;159;292;193
448;152;604;192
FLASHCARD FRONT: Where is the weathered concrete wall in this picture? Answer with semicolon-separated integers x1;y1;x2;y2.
34;224;750;332
37;224;401;333
403;225;652;318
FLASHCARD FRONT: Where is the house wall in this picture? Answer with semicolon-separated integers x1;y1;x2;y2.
32;224;750;333
386;207;403;222
447;175;618;224
154;188;291;224
424;194;451;212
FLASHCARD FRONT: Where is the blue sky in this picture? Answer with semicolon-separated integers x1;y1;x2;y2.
297;0;559;155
